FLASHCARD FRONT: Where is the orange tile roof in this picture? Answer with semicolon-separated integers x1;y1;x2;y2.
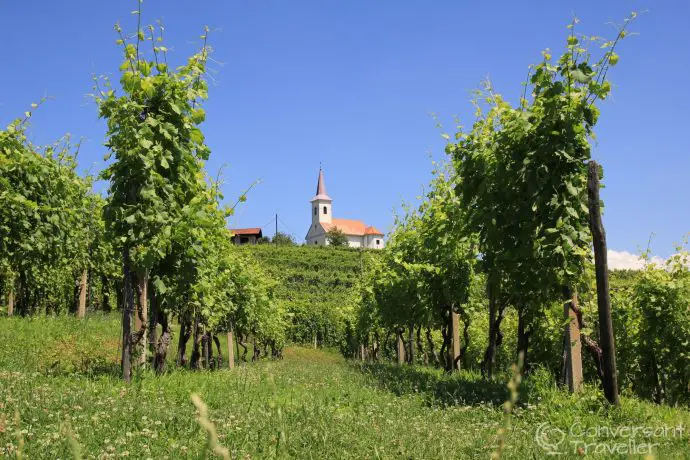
230;228;262;236
323;218;383;236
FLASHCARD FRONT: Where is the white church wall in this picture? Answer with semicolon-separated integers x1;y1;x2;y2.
306;233;326;246
345;235;362;248
364;234;385;249
307;228;386;249
306;227;326;246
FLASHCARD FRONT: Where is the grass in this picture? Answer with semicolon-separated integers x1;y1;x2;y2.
0;315;689;459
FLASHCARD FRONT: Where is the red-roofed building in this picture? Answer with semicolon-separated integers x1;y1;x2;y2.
305;168;385;249
230;228;263;245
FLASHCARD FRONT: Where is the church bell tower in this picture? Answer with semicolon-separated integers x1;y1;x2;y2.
311;167;332;225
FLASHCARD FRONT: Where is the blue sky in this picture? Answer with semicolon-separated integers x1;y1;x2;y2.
1;1;688;259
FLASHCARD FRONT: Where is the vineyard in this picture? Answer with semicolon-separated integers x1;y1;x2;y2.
238;245;375;348
1;3;689;459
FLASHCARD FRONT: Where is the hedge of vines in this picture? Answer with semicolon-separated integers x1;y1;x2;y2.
239;245;378;349
0;112;119;318
1;3;288;381
352;15;689;405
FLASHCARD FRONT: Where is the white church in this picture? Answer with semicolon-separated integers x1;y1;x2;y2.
305;168;385;249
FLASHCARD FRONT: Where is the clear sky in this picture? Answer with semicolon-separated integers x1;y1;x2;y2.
1;1;688;259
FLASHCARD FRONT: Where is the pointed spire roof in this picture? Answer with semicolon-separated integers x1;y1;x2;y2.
311;167;332;202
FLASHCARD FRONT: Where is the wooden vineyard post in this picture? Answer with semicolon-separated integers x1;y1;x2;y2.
407;325;415;364
587;161;620;406
564;288;583;392
148;283;158;364
484;276;496;379
396;328;405;365
449;310;461;371
134;301;141;331
134;274;148;329
77;269;88;318
227;329;235;370
6;289;14;316
137;273;148;365
122;251;134;383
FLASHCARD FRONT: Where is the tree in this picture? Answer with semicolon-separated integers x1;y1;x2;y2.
272;232;295;246
97;5;213;381
355;160;477;370
449;15;636;383
97;5;287;378
326;227;348;247
0;110;110;318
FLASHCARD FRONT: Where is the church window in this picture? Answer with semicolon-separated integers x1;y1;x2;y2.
376;239;380;245
323;206;328;215
314;207;317;216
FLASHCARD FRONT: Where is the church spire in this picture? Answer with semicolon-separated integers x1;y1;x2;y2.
312;166;332;201
316;166;327;196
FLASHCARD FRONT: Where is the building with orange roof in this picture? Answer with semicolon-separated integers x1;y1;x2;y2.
305;168;385;249
230;228;263;245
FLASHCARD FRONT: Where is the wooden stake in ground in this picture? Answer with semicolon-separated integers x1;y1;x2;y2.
407;325;415;364
449;310;461;371
77;269;88;319
227;330;235;370
563;287;583;393
148;283;158;363
587;160;620;406
134;300;141;331
6;289;13;316
136;273;148;365
360;344;366;361
483;275;506;380
122;251;134;383
396;328;405;365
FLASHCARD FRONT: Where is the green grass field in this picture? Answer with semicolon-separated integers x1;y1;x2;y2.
1;315;688;459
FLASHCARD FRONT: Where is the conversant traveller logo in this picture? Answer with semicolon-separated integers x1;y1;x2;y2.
535;423;567;455
535;422;686;456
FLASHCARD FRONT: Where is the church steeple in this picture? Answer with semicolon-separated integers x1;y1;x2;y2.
310;167;332;225
304;166;384;248
312;167;331;202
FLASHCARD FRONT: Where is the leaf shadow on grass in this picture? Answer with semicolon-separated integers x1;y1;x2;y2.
357;362;511;407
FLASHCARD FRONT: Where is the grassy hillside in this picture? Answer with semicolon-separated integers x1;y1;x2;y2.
239;245;377;346
1;315;689;459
